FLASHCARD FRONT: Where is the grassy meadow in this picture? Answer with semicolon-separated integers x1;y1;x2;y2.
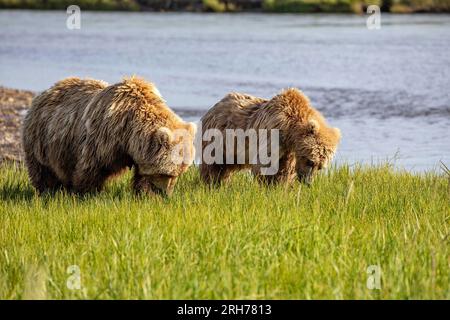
0;162;448;299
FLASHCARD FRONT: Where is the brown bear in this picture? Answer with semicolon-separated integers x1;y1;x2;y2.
199;88;341;185
22;77;196;196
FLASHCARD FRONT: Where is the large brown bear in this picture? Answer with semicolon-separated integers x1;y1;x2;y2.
200;88;341;185
22;77;196;196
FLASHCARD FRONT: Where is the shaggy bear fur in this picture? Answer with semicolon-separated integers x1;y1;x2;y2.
200;88;341;185
22;77;196;196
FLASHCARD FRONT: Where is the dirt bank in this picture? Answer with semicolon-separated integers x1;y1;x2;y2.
0;86;34;164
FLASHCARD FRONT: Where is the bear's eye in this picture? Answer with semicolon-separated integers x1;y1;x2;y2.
306;159;315;168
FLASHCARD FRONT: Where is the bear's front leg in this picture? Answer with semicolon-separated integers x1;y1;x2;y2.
72;164;107;194
252;152;296;185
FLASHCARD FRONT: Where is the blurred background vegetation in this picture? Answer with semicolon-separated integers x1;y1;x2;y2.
0;0;449;13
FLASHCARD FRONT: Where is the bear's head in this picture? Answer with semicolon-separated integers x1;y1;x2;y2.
293;118;341;185
269;88;341;185
137;122;196;196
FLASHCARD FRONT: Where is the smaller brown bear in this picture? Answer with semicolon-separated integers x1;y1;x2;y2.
200;88;341;185
22;77;196;196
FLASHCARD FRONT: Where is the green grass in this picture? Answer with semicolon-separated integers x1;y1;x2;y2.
0;163;448;299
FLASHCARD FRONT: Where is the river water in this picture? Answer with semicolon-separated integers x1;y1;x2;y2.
1;10;449;171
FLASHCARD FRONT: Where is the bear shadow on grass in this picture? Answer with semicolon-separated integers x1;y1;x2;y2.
0;182;36;202
0;182;135;204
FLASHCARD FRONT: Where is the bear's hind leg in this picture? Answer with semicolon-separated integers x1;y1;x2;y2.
200;163;233;185
25;156;62;193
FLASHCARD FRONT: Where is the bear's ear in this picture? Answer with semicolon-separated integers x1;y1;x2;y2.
333;127;341;140
185;122;197;136
156;127;174;144
151;85;164;101
306;119;319;135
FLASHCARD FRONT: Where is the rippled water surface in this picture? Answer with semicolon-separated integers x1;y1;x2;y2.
1;11;449;171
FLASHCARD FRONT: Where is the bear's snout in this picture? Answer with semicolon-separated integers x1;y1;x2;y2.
150;174;178;197
297;167;314;186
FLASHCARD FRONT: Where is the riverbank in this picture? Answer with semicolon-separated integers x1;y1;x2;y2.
0;0;449;13
0;87;33;164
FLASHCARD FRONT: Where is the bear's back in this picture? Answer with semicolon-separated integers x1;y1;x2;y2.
100;77;183;132
201;93;267;131
30;77;107;114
